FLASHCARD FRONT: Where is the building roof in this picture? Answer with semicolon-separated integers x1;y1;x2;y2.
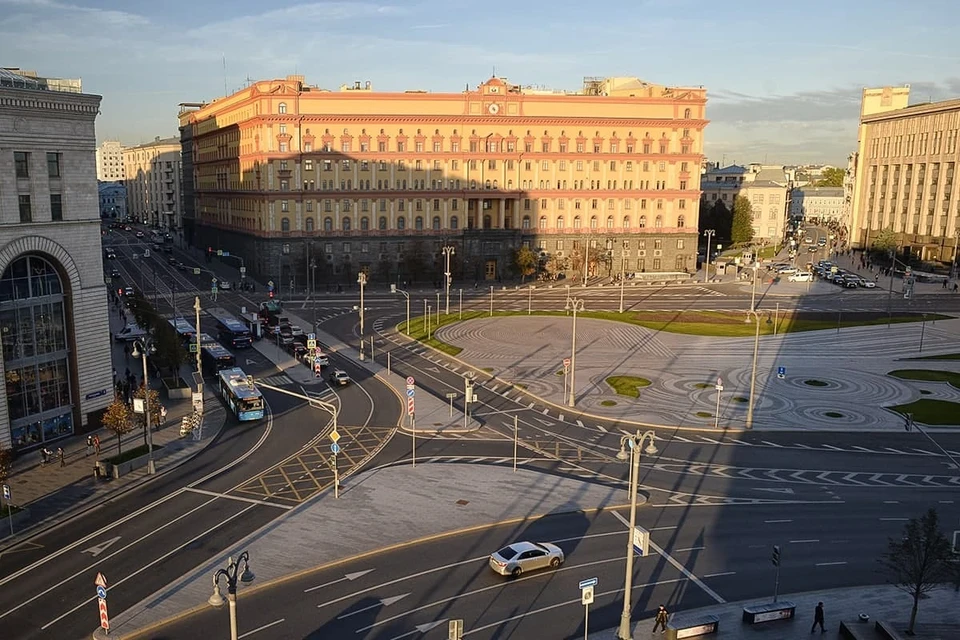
862;96;960;123
742;180;787;189
795;186;843;197
708;164;748;175
0;67;82;93
752;168;789;183
125;136;180;150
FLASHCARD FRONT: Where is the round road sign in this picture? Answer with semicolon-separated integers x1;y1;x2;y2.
331;443;341;454
406;376;415;385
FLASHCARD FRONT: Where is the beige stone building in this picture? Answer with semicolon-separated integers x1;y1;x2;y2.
789;186;845;222
739;181;789;243
849;85;960;262
95;140;125;182
700;163;790;243
178;75;708;284
122;136;182;230
0;68;113;452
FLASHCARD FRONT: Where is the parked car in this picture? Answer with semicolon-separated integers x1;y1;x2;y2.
219;280;232;291
488;541;564;577
167;256;178;265
788;271;813;282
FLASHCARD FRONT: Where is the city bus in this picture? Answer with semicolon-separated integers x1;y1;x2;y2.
217;367;265;421
198;333;236;376
206;307;253;349
168;317;196;346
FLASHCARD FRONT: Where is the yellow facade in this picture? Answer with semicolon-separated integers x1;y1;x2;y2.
180;76;707;282
122;136;182;229
850;86;960;262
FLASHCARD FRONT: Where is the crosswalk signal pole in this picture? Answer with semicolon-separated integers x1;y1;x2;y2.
772;544;781;603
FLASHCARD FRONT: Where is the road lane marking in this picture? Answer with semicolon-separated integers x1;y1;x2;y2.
702;571;736;578
611;511;725;603
822;445;843;451
761;441;782;447
885;448;908;454
338;593;409;618
41;504;258;630
815;561;847;567
597;425;608;433
939;500;954;504
883;500;899;504
183;487;293;509
880;517;909;521
82;536;120;557
673;546;706;553
650;526;678;531
304;569;375;593
789;539;819;544
239;619;285;638
765;519;792;523
576;420;584;427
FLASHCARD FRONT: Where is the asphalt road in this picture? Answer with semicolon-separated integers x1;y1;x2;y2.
149;497;960;640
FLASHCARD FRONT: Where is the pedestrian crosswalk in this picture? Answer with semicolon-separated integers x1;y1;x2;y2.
664;433;959;458
257;374;294;387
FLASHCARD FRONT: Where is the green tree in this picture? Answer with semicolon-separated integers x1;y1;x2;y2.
544;255;566;280
878;508;955;634
514;246;538;283
132;384;163;440
102;398;134;455
815;167;845;187
152;319;183;380
871;228;898;254
730;196;755;245
0;447;11;485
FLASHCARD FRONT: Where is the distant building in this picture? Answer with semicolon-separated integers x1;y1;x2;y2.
95;140;125;181
700;163;790;243
122;136;182;230
740;181;789;243
700;163;749;206
98;181;127;218
0;68;112;452
849;85;959;262
789;186;845;222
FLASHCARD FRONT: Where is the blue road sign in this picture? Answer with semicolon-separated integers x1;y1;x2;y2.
2;484;10;501
96;585;107;600
406;388;416;397
331;443;341;454
777;366;786;379
307;332;316;341
578;577;598;589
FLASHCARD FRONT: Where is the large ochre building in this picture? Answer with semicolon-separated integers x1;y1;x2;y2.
179;76;707;285
849;86;960;262
0;68;113;452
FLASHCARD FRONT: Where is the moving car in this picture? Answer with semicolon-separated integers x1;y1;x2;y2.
488;541;564;577
114;323;148;342
328;369;350;386
788;271;813;282
109;268;121;278
219;280;232;291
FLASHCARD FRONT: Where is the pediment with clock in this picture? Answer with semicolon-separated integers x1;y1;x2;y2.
466;77;520;117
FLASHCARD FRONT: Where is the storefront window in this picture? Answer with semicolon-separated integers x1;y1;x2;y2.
1;255;73;450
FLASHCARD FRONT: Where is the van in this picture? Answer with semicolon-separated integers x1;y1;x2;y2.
114;323;148;342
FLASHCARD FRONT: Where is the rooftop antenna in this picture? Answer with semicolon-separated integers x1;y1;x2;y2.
492;66;496;78
222;55;227;96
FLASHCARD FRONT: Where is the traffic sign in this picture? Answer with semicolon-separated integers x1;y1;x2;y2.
267;280;275;288
222;250;230;257
1;484;9;501
314;362;322;376
307;339;317;350
95;572;107;588
330;430;341;443
777;366;786;379
273;325;281;334
632;526;649;556
406;388;416;398
331;442;341;454
406;376;415;385
99;597;109;631
578;577;598;589
96;585;107;599
189;343;198;353
193;268;201;275
563;358;571;369
581;584;595;605
239;266;246;273
217;249;223;256
307;332;316;341
407;397;415;416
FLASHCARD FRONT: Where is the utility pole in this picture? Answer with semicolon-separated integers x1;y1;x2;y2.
618;240;627;313
442;245;455;315
194;296;202;374
566;296;585;407
357;271;367;335
703;229;715;284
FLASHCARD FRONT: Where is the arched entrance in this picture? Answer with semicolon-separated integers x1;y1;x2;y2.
1;255;74;450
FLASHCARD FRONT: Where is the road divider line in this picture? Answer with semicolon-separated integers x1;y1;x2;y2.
883;500;899;504
815;561;847;567
789;539;819;544
238;619;285;638
610;510;725;604
673;546;706;553
879;517;908;521
182;487;294;509
702;571;736;578
765;519;792;523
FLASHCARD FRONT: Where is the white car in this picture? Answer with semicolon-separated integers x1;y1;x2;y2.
289;324;304;337
776;266;798;275
489;541;564;577
788;271;814;282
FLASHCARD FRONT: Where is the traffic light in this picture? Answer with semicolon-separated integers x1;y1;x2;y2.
772;545;781;567
268;290;274;299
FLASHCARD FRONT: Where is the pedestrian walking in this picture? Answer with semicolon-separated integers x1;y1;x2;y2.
94;435;101;457
86;435;94;457
652;605;669;633
40;448;50;466
58;447;65;467
159;405;167;429
811;601;826;633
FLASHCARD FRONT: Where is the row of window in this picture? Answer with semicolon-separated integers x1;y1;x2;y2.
16;194;63;223
270;213;688;233
285;158;691;174
285;178;685;192
870;130;959;159
280;197;685;214
293;236;688;256
13;151;62;179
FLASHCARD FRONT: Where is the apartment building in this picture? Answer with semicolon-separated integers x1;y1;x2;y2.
789;186;845;222
122;136;183;230
95;140;125;181
178;75;708;284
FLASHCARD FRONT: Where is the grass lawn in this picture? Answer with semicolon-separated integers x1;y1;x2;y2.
695;411;713;418
888;399;960;426
605;375;652;398
106;443;162;465
903;353;960;361
600;400;617;407
888;369;960;390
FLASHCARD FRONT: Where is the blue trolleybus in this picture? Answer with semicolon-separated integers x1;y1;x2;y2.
207;307;253;349
217;367;265;421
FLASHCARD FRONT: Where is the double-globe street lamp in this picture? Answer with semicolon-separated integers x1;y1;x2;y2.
208;551;255;640
616;429;658;640
442;245;455;315
565;296;585;407
130;337;157;475
745;308;771;429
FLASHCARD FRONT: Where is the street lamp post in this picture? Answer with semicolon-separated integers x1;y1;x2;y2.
619;240;627;314
615;430;658;640
131;337;157;474
565;296;585;407
391;284;410;335
357;271;367;335
745;309;770;429
442;245;455;315
702;229;715;284
208;551;255;640
750;263;759;314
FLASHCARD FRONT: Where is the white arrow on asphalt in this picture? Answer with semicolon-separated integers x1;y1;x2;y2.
737;469;758;479
841;473;869;486
815;471;841;485
337;593;410;619
425;366;441;373
82;536;121;557
709;466;732;478
752;487;795;494
869;473;893;486
534;418;554;426
246;359;257;366
895;474;920;486
303;569;375;593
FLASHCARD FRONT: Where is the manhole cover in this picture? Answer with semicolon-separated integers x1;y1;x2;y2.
456;499;469;506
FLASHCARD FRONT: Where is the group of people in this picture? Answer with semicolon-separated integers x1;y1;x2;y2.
647;601;828;634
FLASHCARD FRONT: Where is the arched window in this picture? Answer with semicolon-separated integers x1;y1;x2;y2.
573;216;581;229
397;216;406;230
378;216;387;230
278;102;287;114
606;215;614;229
556;216;564;230
522;215;531;230
342;216;351;231
539;216;547;230
415;216;424;230
507;180;514;189
1;255;73;449
683;108;691;119
492;180;498;189
639;215;646;228
622;216;631;229
677;215;685;228
655;215;663;228
589;216;598;229
305;217;314;232
324;217;333;232
450;216;459;230
432;216;441;230
360;217;369;231
470;180;477;189
484;180;491;189
281;217;290;232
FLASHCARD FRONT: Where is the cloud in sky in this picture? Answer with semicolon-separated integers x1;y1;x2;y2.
2;0;959;163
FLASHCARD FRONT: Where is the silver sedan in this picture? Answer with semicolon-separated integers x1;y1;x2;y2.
488;541;564;577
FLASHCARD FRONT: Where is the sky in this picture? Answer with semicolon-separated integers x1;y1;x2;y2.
3;0;960;165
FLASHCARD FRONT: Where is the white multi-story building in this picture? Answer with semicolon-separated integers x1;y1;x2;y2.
789;186;845;222
122;136;182;230
95;140;125;181
0;68;113;452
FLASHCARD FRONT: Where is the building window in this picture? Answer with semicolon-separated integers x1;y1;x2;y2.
278;102;287;114
378;216;387;230
305;217;314;232
522;216;531;230
606;215;613;229
342;217;351;231
432;216;441;230
655;215;663;228
324;217;333;231
415;216;424;230
450;216;458;230
677;215;685;227
639;215;646;228
279;143;288;153
556;216;564;230
18;195;32;223
325;243;333;254
14;151;29;178
280;200;289;212
397;216;406;230
50;194;63;221
677;238;685;250
623;216;631;228
573;216;581;229
280;217;290;232
46;153;61;178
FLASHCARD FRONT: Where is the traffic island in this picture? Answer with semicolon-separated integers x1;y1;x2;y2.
604;375;651;398
742;600;796;625
664;613;719;639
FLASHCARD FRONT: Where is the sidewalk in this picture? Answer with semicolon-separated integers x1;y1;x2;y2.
588;583;960;639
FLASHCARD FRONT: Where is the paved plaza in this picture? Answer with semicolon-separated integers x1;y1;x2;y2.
434;315;960;431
